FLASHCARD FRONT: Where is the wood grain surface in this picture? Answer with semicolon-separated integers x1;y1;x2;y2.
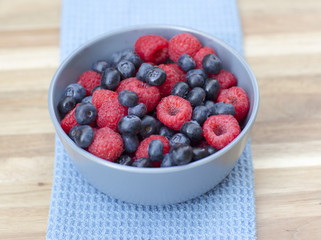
0;0;320;239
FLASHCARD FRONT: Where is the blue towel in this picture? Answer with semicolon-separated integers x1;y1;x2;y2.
47;0;257;239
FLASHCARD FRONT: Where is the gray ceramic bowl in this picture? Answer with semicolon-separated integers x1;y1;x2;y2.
48;25;259;205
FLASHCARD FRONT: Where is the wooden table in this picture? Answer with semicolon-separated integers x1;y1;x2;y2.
1;0;320;239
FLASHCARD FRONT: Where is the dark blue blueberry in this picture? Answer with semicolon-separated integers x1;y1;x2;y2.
186;69;207;88
202;54;222;74
110;51;124;66
58;96;76;116
192;105;210;126
122;134;140;154
203;145;218;155
136;63;153;82
64;83;86;102
171;81;190;99
177;53;196;72
118;90;139;107
161;153;176;167
159;126;175;140
81;96;92;104
213;102;235;116
192;147;210;161
100;67;121;91
69;125;94;148
170;144;193;166
204;100;216;115
145;66;167;86
122;50;143;69
116;155;133;166
187;87;206;107
75;103;97;125
180;121;203;144
91;85;103;95
148;139;164;162
140;115;158;139
92;60;110;73
117;60;136;79
155;118;163;132
118;115;142;135
128;102;147;118
203;78;220;101
169;133;190;148
132;157;153;168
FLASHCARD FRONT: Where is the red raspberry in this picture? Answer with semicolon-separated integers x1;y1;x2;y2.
210;69;237;89
60;103;80;134
203;115;240;150
77;70;102;95
166;63;186;82
156;95;192;130
168;33;202;62
193;46;216;69
88;126;123;162
92;88;118;110
157;64;182;97
116;78;160;112
96;99;127;131
134;35;169;64
217;86;250;121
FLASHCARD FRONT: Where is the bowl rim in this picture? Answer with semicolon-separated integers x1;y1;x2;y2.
48;24;259;174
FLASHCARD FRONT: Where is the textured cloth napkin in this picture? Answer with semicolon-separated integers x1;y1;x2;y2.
47;0;257;239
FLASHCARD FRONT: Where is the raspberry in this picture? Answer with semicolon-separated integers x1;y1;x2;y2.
217;86;250;121
203;115;240;150
210;69;237;89
88;126;123;162
156;95;192;130
134;35;169;64
166;63;186;82
116;78;160;112
77;70;102;95
92;88;118;110
96;99;127;131
168;33;202;62
60;103;80;134
193;46;216;69
157;64;182;97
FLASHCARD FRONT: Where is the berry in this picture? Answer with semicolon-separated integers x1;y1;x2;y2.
136;63;153;82
64;83;86;102
69;125;94;148
128;102;147;118
185;69;207;88
118;90;139;107
204;100;216;115
192;105;210;126
202;54;222;75
121;50;142;69
88;126;123;162
167;63;186;82
192;147;210;161
132;157;153;168
75;102;97;125
168;33;202;62
170;144;193;166
116;59;136;79
157;64;182;97
91;85;103;95
118;115;142;135
140;115;158;139
159;126;175;140
110;51;124;66
92;60;110;73
148;139;164;161
81;96;92;104
210;69;237;89
156;95;192;130
134;35;169;64
203;78;220;101
213;102;235;116
116;155;133;166
203;115;241;150
135;135;170;160
77;70;102;96
203;145;217;155
217;86;250;121
122;134;140;154
60;103;79;134
145;66;167;86
171;81;189;99
180;121;203;144
160;153;176;167
91;88;118;110
187;87;206;107
177;53;195;72
193;46;216;69
169;133;191;148
58;96;76;116
100;67;121;91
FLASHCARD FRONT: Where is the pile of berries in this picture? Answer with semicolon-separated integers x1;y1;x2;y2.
58;32;249;168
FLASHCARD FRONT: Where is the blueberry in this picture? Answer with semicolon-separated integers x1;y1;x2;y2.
204;100;216;115
81;96;92;104
132;157;153;167
169;133;190;148
75;103;97;125
128;102;147;118
136;63;153;82
58;96;76;116
187;87;206;107
203;145;218;155
122;134;140;154
121;50;142;69
145;66;167;86
140;115;158;138
64;83;86;102
159;126;175;140
180;121;203;144
192;147;210;161
91;85;103;95
171;81;190;99
186;69;207;88
92;60;110;73
203;78;220;101
202;54;222;74
213;102;235;116
69;125;94;148
118;90;139;107
148;139;164;162
116;155;133;166
177;53;196;72
161;153;176;167
170;144;193;166
192;105;210;126
117;60;136;79
100;67;121;91
110;51;123;66
118;115;142;135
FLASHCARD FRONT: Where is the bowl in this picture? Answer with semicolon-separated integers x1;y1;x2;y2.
48;25;259;205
